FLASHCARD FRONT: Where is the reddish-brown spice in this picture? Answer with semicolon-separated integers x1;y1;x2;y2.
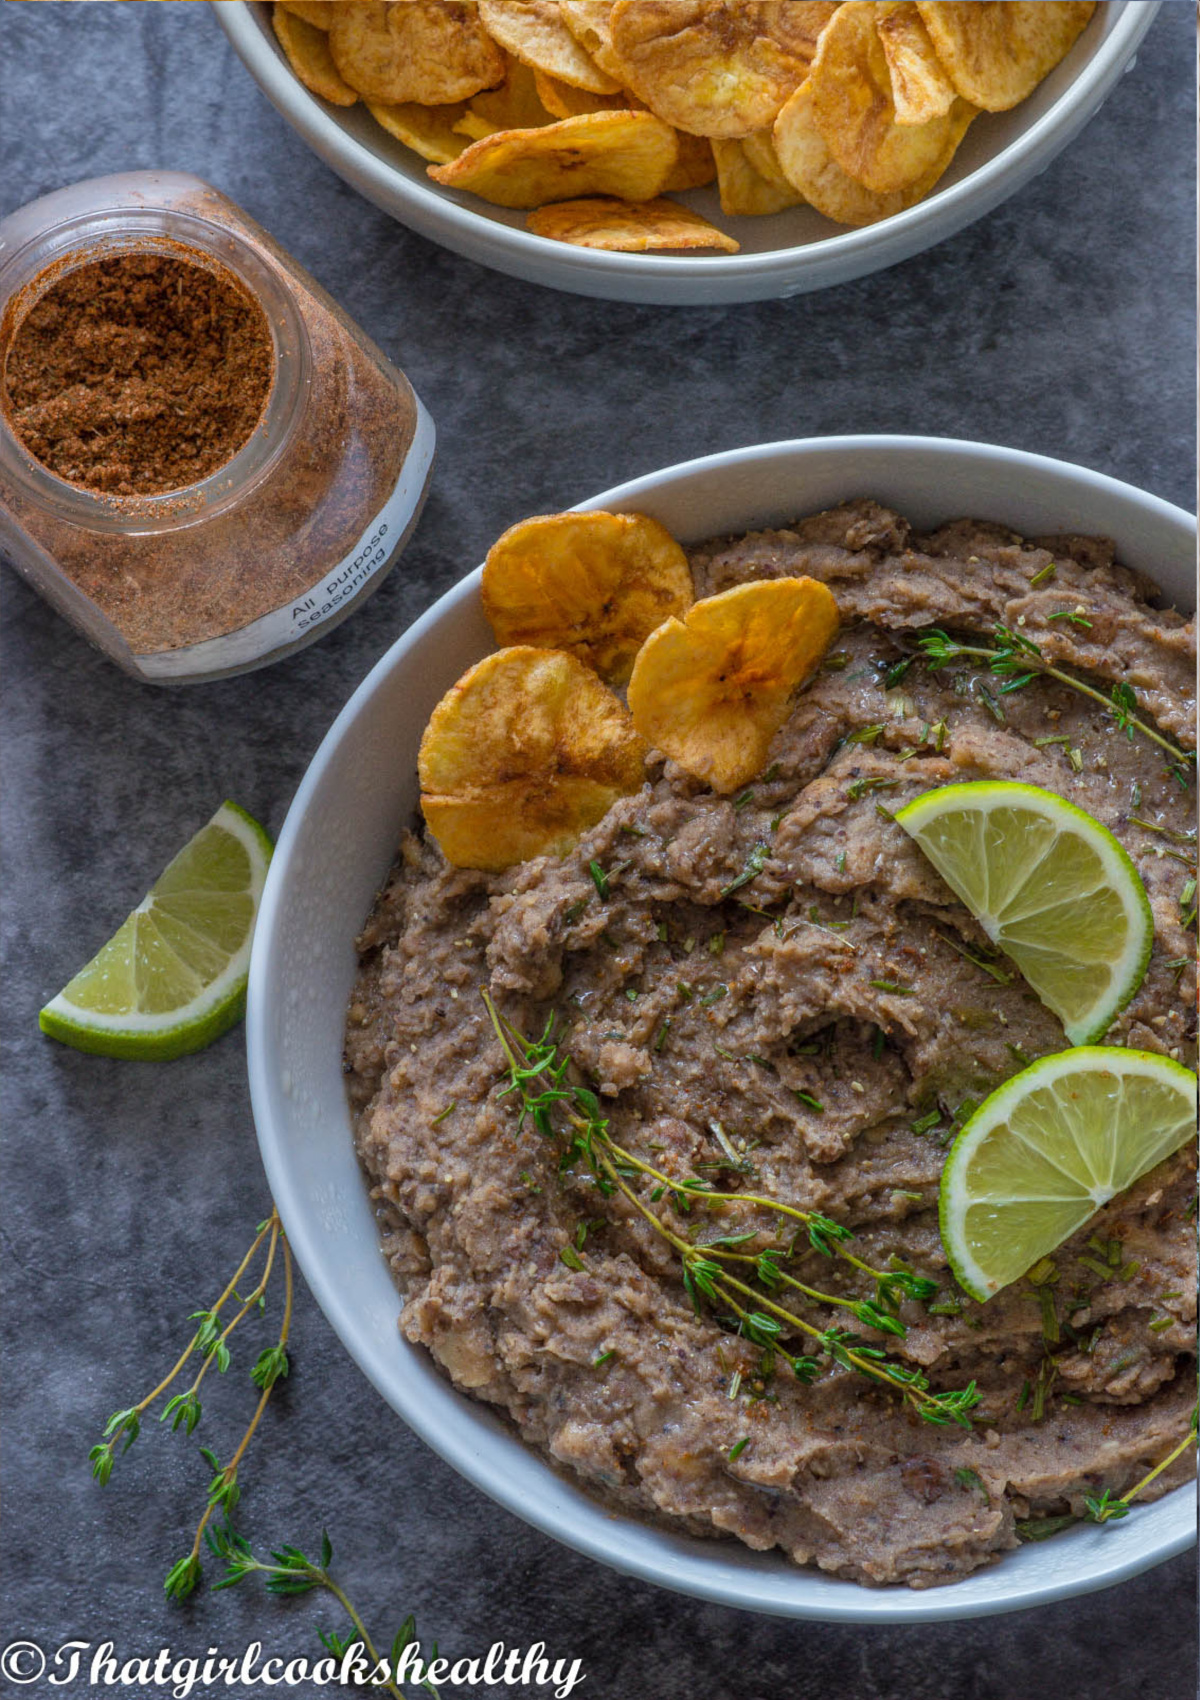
2;249;274;496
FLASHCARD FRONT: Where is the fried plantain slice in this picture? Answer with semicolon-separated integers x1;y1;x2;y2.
482;510;695;682
273;5;359;105
876;1;957;125
479;0;624;92
428;109;678;207
419;647;647;870
627;577;839;793
774;79;960;224
368;99;472;162
329;2;505;106
608;0;837;139
915;1;1096;111
808;2;975;193
533;67;625;116
741;126;804;194
559;0;629;83
712;137;803;214
527;194;738;249
663;126;717;189
454;58;557;139
280;1;333;30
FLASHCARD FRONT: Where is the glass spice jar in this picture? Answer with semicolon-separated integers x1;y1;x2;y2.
0;171;435;684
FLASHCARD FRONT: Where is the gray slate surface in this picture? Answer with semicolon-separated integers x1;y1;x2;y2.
1;4;1196;1696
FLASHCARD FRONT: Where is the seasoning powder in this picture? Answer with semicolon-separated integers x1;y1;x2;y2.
3;251;274;496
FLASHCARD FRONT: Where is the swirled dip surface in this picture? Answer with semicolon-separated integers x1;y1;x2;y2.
345;502;1196;1587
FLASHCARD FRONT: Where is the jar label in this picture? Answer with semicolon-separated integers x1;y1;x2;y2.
138;398;435;681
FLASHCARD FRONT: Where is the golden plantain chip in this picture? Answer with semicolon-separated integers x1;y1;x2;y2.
280;1;333;30
627;578;839;793
273;6;359;106
368;99;472;162
481;510;695;683
428;109;679;208
741;126;802;194
528;196;739;250
609;0;838;139
916;1;1096;111
559;1;630;84
329;2;506;107
454;57;557;138
419;647;647;871
533;67;625;116
663;127;717;189
774;80;957;224
876;1;957;125
479;0;624;93
808;2;975;194
712;137;803;215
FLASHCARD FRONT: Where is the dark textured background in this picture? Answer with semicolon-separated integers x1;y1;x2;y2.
1;4;1196;1696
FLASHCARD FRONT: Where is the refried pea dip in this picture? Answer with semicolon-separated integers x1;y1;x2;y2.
346;501;1196;1587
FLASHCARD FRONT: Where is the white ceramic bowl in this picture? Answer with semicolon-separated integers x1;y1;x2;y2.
247;436;1196;1622
217;2;1158;305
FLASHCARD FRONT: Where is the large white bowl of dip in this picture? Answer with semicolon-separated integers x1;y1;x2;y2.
246;436;1196;1622
217;3;1159;306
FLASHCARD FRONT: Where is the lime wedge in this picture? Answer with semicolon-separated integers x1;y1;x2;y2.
39;801;272;1060
940;1047;1197;1300
895;781;1153;1045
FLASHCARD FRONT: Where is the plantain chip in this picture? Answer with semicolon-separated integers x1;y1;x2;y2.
428;109;679;208
559;0;629;83
459;57;558;134
808;2;975;194
915;1;1096;111
478;0;624;93
368;99;472;162
329;2;506;106
663;127;717;189
712;137;803;215
876;1;957;125
419;647;647;871
774;80;958;225
533;67;625;117
482;510;695;683
608;0;838;139
528;195;738;250
273;5;359;106
741;126;803;194
627;578;839;793
280;1;333;30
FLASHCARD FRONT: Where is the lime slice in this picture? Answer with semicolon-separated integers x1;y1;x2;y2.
39;801;272;1061
940;1047;1197;1300
895;781;1153;1045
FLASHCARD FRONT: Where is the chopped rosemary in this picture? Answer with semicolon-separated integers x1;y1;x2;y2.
430;1101;455;1125
593;1349;616;1368
727;1437;750;1463
699;983;728;1007
869;978;913;995
793;1091;824;1113
1028;562;1057;587
588;860;610;900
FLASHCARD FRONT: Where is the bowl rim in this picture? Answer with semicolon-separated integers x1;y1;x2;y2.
217;1;1159;285
247;434;1197;1623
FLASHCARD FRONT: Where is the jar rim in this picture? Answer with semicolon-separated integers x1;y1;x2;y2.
0;205;310;536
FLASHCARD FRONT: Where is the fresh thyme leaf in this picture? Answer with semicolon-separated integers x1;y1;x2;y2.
954;1466;990;1500
728;1437;750;1462
792;1090;824;1113
869;978;913;995
589;860;610;900
720;842;769;897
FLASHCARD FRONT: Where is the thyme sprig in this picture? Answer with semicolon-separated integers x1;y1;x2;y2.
915;625;1194;770
1083;1406;1199;1525
88;1210;294;1600
205;1526;437;1699
483;994;978;1429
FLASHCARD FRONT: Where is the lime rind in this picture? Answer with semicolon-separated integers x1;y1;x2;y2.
939;1046;1198;1301
39;801;273;1061
895;780;1154;1045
